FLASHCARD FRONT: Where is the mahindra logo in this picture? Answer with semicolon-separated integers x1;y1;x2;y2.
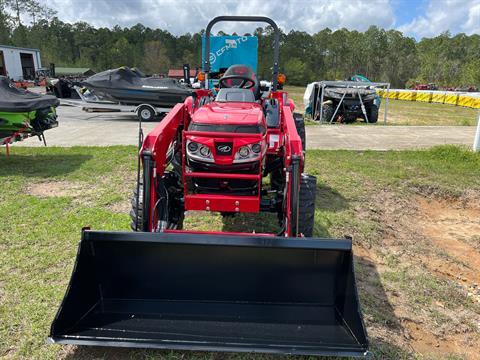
218;145;231;153
215;143;233;155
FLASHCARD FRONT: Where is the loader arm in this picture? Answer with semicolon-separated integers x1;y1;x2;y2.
274;92;304;236
140;103;186;231
141;102;186;171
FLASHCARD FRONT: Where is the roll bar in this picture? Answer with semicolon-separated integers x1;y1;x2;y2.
204;16;280;91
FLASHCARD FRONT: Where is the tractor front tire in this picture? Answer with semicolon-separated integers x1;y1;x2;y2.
130;178;184;231
294;113;306;152
298;174;317;237
130;179;144;231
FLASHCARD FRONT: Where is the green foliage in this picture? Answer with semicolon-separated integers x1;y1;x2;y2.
143;40;171;74
284;57;309;85
1;11;479;88
0;1;11;44
416;32;480;87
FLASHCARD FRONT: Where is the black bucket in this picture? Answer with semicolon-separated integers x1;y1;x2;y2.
49;230;368;357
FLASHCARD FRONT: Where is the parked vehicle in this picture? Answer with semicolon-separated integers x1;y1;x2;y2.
82;67;192;108
0;76;58;145
49;16;368;358
321;85;379;123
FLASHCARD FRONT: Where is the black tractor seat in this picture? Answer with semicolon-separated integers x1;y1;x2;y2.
215;88;255;103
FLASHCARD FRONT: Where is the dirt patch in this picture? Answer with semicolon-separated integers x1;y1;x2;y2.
26;180;89;198
25;180;101;208
106;200;131;214
401;318;480;358
417;197;480;302
360;189;480;359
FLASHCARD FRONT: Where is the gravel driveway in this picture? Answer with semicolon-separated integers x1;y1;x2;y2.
15;105;477;150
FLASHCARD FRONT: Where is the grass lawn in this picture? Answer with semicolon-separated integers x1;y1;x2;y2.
1;145;480;359
285;85;479;126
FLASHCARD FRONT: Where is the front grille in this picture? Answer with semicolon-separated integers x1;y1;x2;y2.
187;158;260;174
189;123;265;134
187;177;258;196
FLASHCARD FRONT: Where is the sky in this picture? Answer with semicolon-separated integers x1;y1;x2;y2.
38;0;480;39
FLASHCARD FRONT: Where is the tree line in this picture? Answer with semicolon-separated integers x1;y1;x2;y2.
1;0;479;88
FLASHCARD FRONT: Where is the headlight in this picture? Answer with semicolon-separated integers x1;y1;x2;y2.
186;141;213;163
199;145;211;157
234;142;263;163
187;141;198;152
238;146;250;158
251;143;261;154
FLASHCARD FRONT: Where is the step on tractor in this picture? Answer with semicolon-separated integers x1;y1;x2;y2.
49;16;368;358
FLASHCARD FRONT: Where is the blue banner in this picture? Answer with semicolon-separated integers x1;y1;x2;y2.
202;36;258;73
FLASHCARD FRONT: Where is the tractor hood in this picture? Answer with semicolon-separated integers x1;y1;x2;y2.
191;102;265;129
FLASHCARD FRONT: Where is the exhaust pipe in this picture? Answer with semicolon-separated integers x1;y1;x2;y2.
49;230;368;357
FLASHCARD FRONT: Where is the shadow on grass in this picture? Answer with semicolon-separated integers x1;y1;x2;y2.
0;154;91;178
221;183;349;235
355;256;407;359
316;183;349;213
356;255;402;327
221;212;282;234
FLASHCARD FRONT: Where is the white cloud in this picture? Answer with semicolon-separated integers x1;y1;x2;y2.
40;0;396;35
398;0;480;38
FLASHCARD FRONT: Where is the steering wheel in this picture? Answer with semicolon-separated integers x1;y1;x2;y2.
219;75;255;89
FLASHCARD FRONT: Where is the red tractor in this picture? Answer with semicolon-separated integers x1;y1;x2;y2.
50;16;368;358
133;60;311;237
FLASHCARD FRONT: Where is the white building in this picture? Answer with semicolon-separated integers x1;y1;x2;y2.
0;45;42;81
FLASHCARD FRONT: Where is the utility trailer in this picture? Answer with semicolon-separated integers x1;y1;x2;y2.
59;86;172;121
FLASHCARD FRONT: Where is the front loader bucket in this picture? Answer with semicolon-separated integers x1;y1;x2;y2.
49;230;368;357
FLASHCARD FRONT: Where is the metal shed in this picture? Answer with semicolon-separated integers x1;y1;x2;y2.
0;45;42;81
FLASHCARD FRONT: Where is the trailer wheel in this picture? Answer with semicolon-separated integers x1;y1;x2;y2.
367;105;379;123
298;174;317;237
137;105;156;122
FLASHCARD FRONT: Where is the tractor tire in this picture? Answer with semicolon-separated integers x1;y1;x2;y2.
130;179;144;231
367;104;379;123
294;113;306;152
130;178;184;231
298;174;316;237
320;103;335;123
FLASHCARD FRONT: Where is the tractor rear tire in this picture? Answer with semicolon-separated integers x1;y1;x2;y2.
367;104;379;123
298;174;316;237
